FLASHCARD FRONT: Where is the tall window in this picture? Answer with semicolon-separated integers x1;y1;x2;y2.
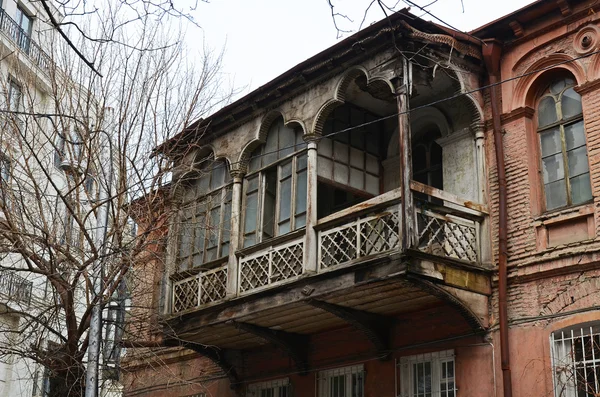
246;378;290;397
318;364;364;397
8;79;21;112
412;131;443;191
0;152;9;207
242;118;307;248
15;6;32;53
398;350;456;397
552;323;600;397
178;156;232;271
537;77;592;211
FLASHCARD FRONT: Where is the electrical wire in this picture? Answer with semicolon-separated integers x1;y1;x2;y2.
174;46;600;176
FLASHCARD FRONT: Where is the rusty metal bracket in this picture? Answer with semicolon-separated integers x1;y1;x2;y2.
230;321;309;374
306;299;393;359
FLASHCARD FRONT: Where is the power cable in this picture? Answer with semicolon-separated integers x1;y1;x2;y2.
175;46;600;176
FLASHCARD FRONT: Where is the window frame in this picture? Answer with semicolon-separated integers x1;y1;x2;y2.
398;350;456;397
241;119;307;249
242;149;307;248
0;151;9;208
317;364;365;397
15;5;32;53
246;378;290;397
176;158;232;272
536;78;592;212
551;323;600;397
7;78;21;113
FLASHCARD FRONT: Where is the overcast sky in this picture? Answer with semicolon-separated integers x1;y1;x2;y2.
188;0;533;99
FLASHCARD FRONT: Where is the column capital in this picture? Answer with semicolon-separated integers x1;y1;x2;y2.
303;133;321;145
471;121;485;140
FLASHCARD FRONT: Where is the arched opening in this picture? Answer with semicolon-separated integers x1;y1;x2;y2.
242;117;307;247
316;73;396;219
177;151;232;271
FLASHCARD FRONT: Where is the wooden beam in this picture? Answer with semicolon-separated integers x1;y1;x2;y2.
306;299;394;359
230;321;309;374
161;340;241;389
316;187;402;230
410;180;488;215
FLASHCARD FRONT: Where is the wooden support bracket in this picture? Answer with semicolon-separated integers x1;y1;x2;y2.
230;321;309;374
306;299;394;359
163;340;241;390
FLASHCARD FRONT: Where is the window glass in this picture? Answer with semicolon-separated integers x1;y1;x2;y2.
552;324;600;397
243;117;306;247
538;96;558;128
177;156;231;270
399;351;456;397
561;88;582;120
537;78;591;210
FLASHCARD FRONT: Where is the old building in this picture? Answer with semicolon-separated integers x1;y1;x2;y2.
122;1;600;397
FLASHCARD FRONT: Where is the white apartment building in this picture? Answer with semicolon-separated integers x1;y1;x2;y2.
0;1;123;396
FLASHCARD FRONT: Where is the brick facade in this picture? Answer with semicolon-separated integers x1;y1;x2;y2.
123;1;600;396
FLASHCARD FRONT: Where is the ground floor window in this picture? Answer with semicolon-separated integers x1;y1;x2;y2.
552;323;600;397
318;364;364;397
398;350;456;397
246;378;290;397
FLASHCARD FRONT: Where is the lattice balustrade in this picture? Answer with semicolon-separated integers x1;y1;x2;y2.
319;206;402;271
238;238;304;294
416;208;478;263
172;265;228;313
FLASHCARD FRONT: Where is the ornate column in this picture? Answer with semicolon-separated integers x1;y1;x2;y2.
226;170;244;297
473;121;491;263
303;134;319;274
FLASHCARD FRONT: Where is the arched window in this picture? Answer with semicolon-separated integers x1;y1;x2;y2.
551;322;600;397
242;118;307;248
412;130;443;191
537;77;592;211
177;155;232;271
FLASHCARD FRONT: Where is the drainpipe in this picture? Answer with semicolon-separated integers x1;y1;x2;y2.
482;39;512;397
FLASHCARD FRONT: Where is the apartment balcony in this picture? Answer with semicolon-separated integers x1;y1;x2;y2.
170;182;490;316
0;8;52;74
0;270;33;307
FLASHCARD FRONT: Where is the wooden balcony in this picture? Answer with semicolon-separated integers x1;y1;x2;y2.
169;183;489;315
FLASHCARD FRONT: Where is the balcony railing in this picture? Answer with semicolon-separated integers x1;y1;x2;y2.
238;236;304;295
410;180;488;264
0;8;52;73
0;270;33;306
168;184;489;314
317;188;403;272
172;263;227;313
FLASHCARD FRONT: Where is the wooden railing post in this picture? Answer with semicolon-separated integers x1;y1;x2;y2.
303;135;319;274
394;82;416;249
227;171;244;297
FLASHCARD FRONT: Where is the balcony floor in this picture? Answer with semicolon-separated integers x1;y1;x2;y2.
166;254;490;350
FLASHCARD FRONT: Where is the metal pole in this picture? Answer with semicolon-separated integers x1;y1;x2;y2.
85;109;115;397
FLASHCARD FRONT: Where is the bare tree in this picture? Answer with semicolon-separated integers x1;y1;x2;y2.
0;1;230;396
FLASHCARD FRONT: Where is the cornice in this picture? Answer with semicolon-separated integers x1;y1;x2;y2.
574;78;600;96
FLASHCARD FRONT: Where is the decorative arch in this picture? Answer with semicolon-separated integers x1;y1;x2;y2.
512;53;586;109
311;66;394;136
386;106;451;159
237;112;307;175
